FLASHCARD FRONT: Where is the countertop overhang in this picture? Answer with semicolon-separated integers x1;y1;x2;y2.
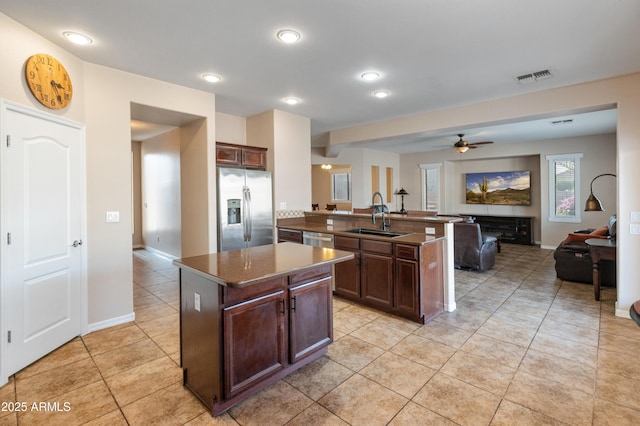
173;242;354;288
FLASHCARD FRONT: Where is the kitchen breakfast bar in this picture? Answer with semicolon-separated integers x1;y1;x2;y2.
173;242;353;416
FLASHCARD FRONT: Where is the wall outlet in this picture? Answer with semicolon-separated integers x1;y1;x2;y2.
631;224;640;235
632;212;640;222
279;202;287;210
106;211;120;223
425;227;436;235
327;219;334;225
194;292;201;312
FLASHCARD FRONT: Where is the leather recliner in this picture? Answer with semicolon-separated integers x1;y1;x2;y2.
454;222;497;271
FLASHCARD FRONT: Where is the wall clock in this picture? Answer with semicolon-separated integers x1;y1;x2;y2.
25;53;73;110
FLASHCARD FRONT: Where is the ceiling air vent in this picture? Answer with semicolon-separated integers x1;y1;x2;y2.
550;119;573;125
515;69;553;84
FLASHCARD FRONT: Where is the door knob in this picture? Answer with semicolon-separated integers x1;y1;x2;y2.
72;240;83;247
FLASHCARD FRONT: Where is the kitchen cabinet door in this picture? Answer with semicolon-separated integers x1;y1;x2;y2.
289;277;333;363
361;253;394;308
334;251;360;298
395;258;419;316
223;290;285;397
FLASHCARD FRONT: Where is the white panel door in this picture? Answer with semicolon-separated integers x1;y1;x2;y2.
1;101;85;376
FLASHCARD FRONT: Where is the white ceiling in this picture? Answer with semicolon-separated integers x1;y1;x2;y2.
2;1;637;151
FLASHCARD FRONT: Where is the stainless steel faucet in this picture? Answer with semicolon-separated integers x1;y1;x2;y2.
371;191;390;230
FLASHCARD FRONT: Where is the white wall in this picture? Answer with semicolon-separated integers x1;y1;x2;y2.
330;73;640;315
216;112;246;145
399;133;616;247
141;128;182;257
311;146;401;210
0;13;217;329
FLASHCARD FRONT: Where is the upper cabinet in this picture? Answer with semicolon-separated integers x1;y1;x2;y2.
216;142;267;170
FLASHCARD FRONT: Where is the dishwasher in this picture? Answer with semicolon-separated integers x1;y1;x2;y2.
302;231;334;248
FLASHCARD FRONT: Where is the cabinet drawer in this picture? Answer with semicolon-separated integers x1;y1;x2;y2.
289;265;331;286
335;236;360;250
223;276;286;306
396;244;418;260
362;239;393;255
278;228;303;243
216;144;242;165
242;147;267;169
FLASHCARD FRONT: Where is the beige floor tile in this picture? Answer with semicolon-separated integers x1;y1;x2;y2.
15;338;90;379
412;321;474;348
341;303;384;321
538;316;599;346
413;372;502;425
133;302;177;323
326;335;385;372
287;403;349;426
15;358;102;403
388;401;456;425
598;328;640;354
592;398;640;425
121;382;206;425
505;370;594;425
92;338;165;377
184;411;239;425
359;352;435;399
136;311;179;337
459;334;527;369
17;380;117;426
83;409;128;425
318;374;407;426
476;316;537;347
529;331;598;368
104;356;182;406
349;321;410;350
0;412;17;425
370;313;421;334
597;346;640;379
596;369;640;411
332;310;372;334
518;349;596;395
390;334;455;370
82;324;146;356
227;380;313;425
284;356;353;401
440;351;516;396
491;400;565;425
151;327;180;355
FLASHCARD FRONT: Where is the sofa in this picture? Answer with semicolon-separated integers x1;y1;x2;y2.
553;215;616;286
454;222;497;271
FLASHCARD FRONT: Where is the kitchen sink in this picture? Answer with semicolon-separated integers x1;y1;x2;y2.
342;228;410;238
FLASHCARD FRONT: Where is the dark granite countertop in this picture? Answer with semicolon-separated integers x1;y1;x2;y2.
173;242;354;288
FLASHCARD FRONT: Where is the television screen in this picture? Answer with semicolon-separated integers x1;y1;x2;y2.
465;171;531;205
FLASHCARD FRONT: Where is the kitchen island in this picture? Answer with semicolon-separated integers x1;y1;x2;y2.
173;242;353;416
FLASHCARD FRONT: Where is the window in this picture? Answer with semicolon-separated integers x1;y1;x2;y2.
332;172;351;201
547;153;582;223
419;163;441;212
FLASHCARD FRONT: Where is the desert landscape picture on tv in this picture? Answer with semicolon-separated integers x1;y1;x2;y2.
465;171;531;205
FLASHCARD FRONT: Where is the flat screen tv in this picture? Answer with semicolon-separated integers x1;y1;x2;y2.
465;171;531;205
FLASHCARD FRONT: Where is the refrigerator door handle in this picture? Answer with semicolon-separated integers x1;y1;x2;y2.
245;186;252;241
242;186;248;242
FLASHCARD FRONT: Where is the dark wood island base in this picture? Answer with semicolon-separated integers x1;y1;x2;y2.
174;243;353;416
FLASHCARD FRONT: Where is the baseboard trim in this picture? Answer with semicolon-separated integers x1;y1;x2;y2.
86;312;136;335
540;245;557;250
444;301;457;312
615;302;631;319
143;245;178;260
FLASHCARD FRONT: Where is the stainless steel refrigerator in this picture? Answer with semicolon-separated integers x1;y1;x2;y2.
217;167;274;252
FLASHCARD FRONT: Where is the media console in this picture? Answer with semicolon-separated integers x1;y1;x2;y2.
472;215;534;245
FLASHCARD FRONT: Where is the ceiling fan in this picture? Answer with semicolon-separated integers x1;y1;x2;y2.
453;134;494;153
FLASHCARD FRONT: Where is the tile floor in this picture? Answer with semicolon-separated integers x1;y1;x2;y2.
1;245;640;425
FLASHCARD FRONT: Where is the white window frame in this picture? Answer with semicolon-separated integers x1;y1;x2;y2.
330;171;351;202
546;153;583;223
419;163;441;212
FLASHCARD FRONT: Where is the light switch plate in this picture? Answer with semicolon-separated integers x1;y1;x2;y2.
194;292;201;312
631;212;640;223
106;211;120;223
280;202;287;210
425;227;436;235
631;224;640;235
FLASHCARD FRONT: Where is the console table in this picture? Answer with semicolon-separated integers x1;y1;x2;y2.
473;215;534;245
586;238;616;301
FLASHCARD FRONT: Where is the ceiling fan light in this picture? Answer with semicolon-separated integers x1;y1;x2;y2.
455;146;469;153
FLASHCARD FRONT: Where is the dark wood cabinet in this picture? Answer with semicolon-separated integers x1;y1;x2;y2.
216;142;267;170
473;215;534;245
334;235;444;324
334;236;361;299
289;276;332;363
179;263;334;415
277;228;303;243
223;290;285;397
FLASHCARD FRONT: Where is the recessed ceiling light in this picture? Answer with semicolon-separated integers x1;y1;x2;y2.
283;97;301;105
361;72;380;81
63;31;93;45
202;73;222;83
277;29;301;43
372;90;390;99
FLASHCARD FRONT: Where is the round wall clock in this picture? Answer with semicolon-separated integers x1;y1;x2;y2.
25;53;73;110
